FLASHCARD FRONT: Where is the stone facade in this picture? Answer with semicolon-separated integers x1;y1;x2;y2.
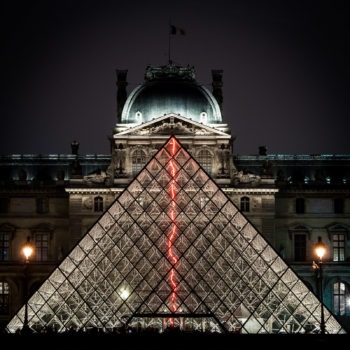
0;63;349;332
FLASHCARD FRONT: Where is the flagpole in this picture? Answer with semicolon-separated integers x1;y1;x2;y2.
168;18;172;64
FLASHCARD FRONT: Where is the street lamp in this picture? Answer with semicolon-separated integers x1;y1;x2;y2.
22;236;34;333
312;236;326;335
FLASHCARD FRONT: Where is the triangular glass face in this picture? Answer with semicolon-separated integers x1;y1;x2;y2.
6;136;346;334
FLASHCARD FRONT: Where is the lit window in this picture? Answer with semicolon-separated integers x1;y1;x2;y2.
132;149;147;176
34;232;49;261
0;281;9;315
333;233;345;262
94;196;104;212
333;282;350;316
240;197;250;212
197;150;212;175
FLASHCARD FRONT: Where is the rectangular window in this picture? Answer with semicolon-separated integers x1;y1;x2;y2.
0;233;10;261
333;233;345;262
240;197;250;212
334;198;344;214
0;198;9;213
294;234;306;261
36;197;49;214
295;198;305;214
34;232;49;261
333;282;350;316
94;197;104;212
0;281;9;315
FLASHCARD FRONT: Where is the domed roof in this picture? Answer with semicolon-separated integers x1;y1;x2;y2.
120;64;222;125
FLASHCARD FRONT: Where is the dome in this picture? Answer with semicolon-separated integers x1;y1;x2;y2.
120;64;222;125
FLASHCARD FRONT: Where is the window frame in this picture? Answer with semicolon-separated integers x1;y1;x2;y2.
295;197;305;214
132;149;147;176
197;149;213;175
94;196;104;212
333;281;350;316
240;196;250;212
0;280;10;315
36;197;49;214
0;224;15;261
334;198;344;214
33;231;49;262
294;233;307;262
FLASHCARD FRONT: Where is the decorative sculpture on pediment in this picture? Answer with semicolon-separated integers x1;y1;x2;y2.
233;170;261;186
145;63;196;82
144;121;212;136
149;121;195;135
261;159;273;176
83;169;107;185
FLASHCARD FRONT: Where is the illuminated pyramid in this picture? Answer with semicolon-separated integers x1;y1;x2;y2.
6;136;346;334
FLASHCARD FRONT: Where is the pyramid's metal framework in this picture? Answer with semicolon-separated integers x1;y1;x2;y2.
6;137;346;334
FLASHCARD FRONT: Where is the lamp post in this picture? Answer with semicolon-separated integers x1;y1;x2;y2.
22;236;33;333
312;236;326;335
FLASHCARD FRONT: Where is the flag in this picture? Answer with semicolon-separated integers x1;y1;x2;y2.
170;25;186;35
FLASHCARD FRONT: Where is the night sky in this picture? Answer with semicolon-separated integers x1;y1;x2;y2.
0;0;348;156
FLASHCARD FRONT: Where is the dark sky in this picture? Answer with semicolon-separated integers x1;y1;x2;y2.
0;0;348;155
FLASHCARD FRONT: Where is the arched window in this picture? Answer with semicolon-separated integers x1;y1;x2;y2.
240;197;250;212
94;196;104;212
0;281;9;315
197;150;212;175
132;149;147;176
333;282;350;316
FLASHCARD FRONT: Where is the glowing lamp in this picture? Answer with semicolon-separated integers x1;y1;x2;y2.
314;236;326;261
313;236;327;335
22;238;34;262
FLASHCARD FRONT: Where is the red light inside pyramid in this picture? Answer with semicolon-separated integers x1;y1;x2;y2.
168;138;178;326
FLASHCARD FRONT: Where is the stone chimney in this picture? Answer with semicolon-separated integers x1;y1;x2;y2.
71;140;79;155
116;69;128;123
211;69;223;113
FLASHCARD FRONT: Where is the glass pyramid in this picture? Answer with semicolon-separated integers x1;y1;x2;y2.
6;136;346;334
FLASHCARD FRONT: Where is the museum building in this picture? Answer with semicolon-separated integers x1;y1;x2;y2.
0;63;349;333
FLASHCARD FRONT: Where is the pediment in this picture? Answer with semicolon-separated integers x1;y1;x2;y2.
114;113;230;137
